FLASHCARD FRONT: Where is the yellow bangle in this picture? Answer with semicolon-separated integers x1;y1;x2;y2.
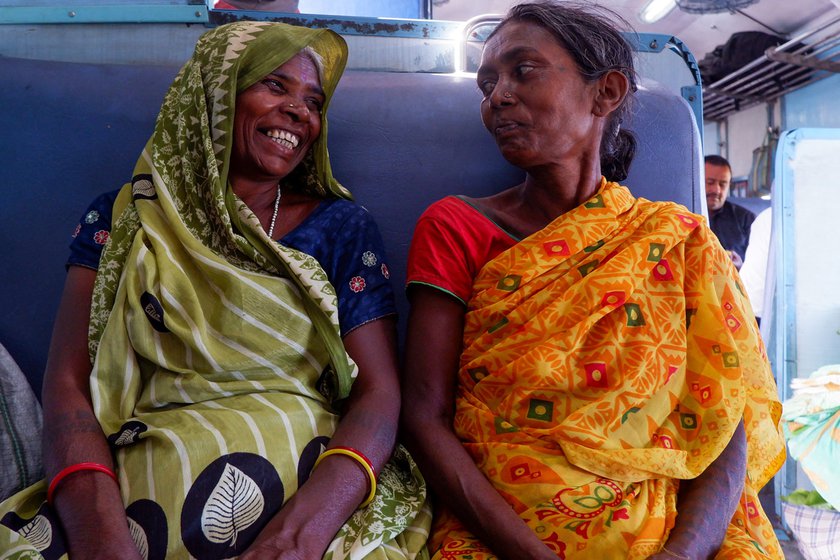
313;447;377;508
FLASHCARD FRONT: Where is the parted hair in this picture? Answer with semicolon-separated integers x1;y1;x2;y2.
489;1;639;181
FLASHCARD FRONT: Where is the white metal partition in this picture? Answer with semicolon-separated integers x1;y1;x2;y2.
767;127;840;517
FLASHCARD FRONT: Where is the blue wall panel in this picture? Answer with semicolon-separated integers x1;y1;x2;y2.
783;74;840;129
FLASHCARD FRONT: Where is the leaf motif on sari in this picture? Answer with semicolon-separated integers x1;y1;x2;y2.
19;515;51;552
128;517;150;560
201;463;265;546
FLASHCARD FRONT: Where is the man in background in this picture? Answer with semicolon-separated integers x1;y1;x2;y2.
705;154;755;269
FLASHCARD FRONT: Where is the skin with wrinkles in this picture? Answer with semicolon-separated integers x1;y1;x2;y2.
403;9;751;560
38;28;405;560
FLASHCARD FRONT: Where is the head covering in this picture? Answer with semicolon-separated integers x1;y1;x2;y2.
172;21;350;266
149;21;349;264
89;22;357;401
202;21;350;200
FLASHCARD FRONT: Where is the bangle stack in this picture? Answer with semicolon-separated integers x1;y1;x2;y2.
313;446;377;508
47;462;118;504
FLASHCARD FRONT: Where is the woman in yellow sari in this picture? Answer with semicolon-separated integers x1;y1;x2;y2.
402;2;784;559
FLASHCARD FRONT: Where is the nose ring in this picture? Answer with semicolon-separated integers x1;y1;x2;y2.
503;91;512;99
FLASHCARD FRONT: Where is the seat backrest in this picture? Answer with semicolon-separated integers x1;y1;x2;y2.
0;57;702;397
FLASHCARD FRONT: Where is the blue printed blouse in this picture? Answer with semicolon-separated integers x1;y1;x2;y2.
68;191;396;336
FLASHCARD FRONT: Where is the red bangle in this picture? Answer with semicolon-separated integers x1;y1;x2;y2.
331;445;377;477
312;445;378;508
47;462;118;504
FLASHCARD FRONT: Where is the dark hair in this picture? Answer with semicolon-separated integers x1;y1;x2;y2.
704;154;732;173
488;1;638;181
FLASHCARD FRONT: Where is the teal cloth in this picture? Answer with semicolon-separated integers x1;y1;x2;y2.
782;364;840;510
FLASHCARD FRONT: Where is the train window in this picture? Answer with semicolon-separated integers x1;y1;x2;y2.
207;0;425;19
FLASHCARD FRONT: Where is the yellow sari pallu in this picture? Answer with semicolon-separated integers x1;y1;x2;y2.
431;183;785;559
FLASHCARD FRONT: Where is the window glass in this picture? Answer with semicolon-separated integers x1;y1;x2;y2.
431;0;514;21
210;0;424;18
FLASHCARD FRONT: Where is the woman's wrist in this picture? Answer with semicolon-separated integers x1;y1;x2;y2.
313;446;377;507
48;462;118;503
242;491;334;558
660;544;691;560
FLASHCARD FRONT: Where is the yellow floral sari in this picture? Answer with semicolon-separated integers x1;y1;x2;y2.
431;182;785;559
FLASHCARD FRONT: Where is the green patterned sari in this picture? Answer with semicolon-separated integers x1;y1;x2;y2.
0;22;430;560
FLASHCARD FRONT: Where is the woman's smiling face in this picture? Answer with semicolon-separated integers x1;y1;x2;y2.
229;51;325;185
477;21;602;170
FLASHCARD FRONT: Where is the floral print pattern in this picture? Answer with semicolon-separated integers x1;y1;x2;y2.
93;230;110;245
69;194;397;336
349;276;366;293
323;445;431;560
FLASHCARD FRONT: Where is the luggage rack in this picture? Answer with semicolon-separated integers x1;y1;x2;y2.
703;14;840;121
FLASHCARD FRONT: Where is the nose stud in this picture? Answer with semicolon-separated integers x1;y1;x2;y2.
288;102;296;108
503;91;512;99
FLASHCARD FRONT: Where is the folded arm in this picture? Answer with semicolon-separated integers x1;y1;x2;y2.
401;287;557;560
650;420;747;560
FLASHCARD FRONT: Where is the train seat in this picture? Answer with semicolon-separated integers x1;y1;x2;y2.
0;56;702;397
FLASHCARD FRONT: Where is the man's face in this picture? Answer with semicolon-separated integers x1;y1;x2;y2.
705;163;731;212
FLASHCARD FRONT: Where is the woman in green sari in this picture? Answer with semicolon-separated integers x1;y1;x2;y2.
0;22;429;559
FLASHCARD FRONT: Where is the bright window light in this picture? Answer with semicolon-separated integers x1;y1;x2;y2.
639;0;677;23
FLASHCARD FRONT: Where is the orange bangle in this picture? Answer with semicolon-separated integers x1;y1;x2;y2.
47;462;118;504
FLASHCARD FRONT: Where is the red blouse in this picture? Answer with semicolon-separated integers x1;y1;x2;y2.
406;196;518;305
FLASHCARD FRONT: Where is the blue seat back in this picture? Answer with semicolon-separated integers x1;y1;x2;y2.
0;57;702;397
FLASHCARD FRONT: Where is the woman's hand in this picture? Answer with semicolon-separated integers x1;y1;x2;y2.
41;266;140;558
240;451;371;559
243;317;402;557
238;496;329;560
241;546;312;560
239;470;355;560
648;553;687;560
648;546;691;560
653;420;748;560
402;287;557;560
